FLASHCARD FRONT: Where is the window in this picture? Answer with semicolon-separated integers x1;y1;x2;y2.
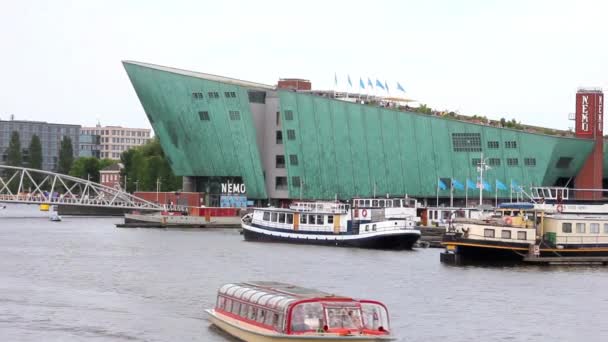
275;177;288;190
576;223;586;233
556;157;573;169
192;92;203;99
517;231;527;240
286;214;293;224
207;91;220;98
276;155;285;168
604;224;608;233
198;111;210;121
487;141;499;149
505;141;517;148
524;158;536;166
279;213;286;223
590;223;600;233
289;154;298;166
562;222;572;233
292;176;301;187
247;90;266;103
224;91;237;98
484;229;495;238
271;212;278;222
472;158;481;167
300;214;307;224
501;230;512;239
240;304;249;317
232;301;241;314
489;158;501;166
287;129;296;140
276;131;283;144
229;110;241;120
316;215;323;224
452;133;482;152
327;215;334;224
276;112;280;126
284;110;294;120
507;158;518;166
309;215;316;224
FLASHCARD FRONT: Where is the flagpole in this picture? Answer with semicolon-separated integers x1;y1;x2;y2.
510;179;513;203
465;181;468;208
436;179;439;207
495;179;498;207
478;152;484;206
450;178;454;207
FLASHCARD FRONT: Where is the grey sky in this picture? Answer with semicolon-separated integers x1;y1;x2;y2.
1;0;606;131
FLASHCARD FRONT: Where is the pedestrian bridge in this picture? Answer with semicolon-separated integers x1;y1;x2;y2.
0;165;165;211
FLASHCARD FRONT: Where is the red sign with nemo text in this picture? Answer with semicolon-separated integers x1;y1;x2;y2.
575;92;597;137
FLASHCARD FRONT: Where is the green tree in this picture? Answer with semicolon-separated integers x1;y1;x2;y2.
69;157;117;183
28;135;42;170
6;131;22;166
57;136;74;174
121;138;181;193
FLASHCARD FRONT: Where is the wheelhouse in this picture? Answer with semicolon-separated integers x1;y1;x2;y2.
213;281;391;336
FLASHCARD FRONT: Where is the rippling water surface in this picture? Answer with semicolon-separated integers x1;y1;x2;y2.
1;204;607;341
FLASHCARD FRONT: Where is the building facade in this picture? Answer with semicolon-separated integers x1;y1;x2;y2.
0;118;80;171
80;124;151;160
100;163;123;189
78;133;101;158
123;61;605;203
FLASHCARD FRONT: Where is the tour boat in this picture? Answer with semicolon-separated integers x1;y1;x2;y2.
206;281;395;341
440;203;608;264
241;198;421;250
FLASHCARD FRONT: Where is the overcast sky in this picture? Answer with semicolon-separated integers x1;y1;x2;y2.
1;0;606;131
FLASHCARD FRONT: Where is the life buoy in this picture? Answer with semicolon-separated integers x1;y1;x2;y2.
556;204;564;213
361;209;368;218
504;216;512;225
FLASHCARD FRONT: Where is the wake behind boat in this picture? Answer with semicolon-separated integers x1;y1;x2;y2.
241;198;421;250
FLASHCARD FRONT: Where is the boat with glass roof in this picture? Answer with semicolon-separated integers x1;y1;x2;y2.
206;281;395;341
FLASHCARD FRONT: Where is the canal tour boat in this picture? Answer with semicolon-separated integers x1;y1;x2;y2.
206;281;395;341
241;198;421;250
440;202;608;264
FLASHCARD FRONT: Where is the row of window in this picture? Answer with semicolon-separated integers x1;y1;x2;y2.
273;176;302;189
275;155;299;168
217;296;282;330
472;158;537;167
197;110;241;121
562;222;608;234
487;141;518;149
192;91;231;99
261;211;335;225
484;229;527;240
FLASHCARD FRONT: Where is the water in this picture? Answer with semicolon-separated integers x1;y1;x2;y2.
1;204;608;341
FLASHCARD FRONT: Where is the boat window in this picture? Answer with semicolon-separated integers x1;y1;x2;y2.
576;223;586;233
361;303;389;331
517;231;527;240
316;215;323;225
501;230;511;239
240;304;249;317
232;301;241;314
309;215;316;225
327;215;334;224
372;224;376;231
300;215;307;224
248;306;257;321
263;212;270;221
290;303;323;332
286;214;293;224
265;311;275;326
270;212;277;222
590;223;600;234
372;200;378;207
217;296;225;309
279;213;286;223
562;223;572;233
604;224;608;233
364;200;370;207
379;200;385;207
484;229;495;238
257;309;266;324
224;298;232;311
326;307;363;330
394;199;401;207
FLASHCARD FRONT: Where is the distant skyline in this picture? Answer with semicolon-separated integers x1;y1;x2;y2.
1;0;607;131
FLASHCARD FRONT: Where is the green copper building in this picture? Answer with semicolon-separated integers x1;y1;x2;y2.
123;61;605;205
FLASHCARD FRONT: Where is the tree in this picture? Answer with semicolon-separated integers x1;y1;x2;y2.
69;157;117;183
6;131;22;166
57;136;74;174
28;135;42;170
121;138;181;193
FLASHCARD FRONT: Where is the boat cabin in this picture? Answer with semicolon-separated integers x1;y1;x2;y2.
212;281;391;336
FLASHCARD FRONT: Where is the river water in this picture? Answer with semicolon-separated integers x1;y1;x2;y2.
1;204;607;341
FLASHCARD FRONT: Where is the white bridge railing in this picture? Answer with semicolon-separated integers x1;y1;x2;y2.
0;165;165;211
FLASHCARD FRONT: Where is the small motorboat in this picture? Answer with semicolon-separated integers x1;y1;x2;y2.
206;281;395;341
49;213;62;222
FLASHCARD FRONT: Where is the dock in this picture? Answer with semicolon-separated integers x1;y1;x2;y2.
523;256;608;265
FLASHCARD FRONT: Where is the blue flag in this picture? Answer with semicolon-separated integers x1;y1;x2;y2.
384;80;389;92
483;181;492;192
397;82;406;93
511;180;523;192
452;179;464;190
496;179;507;191
359;77;365;89
347;75;352;87
438;179;447;190
367;78;373;89
375;79;385;90
466;179;476;189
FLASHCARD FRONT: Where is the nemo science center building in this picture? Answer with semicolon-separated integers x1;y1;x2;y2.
123;61;606;206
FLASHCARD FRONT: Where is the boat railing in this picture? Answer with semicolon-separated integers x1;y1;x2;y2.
289;202;349;213
555;235;608;245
